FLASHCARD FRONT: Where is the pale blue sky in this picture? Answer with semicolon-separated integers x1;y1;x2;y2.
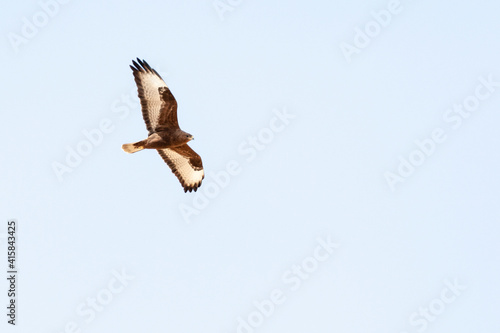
1;1;500;332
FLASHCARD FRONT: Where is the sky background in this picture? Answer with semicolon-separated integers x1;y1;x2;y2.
1;0;500;332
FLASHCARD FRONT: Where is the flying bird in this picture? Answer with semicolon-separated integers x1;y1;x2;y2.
122;58;204;192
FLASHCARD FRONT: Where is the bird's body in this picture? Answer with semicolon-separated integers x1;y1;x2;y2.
122;59;204;192
123;129;192;152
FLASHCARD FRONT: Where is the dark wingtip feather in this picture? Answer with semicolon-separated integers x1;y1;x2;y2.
183;184;200;193
130;59;141;71
141;59;150;68
152;68;163;79
131;58;161;77
131;58;147;72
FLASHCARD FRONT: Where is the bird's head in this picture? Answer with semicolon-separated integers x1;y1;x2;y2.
185;133;194;142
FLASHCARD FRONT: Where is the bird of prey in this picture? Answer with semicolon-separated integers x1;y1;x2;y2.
122;58;204;192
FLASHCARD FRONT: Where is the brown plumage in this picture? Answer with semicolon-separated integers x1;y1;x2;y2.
122;58;204;192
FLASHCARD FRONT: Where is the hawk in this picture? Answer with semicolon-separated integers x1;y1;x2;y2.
122;58;204;192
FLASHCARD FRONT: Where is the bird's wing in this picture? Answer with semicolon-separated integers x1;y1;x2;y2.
130;58;178;135
157;144;204;192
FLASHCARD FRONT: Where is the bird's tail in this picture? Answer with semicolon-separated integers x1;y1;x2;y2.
122;141;146;154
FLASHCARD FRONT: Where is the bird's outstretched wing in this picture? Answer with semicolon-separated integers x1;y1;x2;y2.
157;145;204;192
130;58;179;134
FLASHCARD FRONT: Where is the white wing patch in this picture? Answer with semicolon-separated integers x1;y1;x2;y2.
131;59;169;135
157;148;204;192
